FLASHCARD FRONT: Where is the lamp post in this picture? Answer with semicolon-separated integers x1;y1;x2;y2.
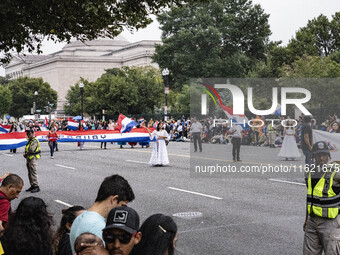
34;91;38;119
162;68;169;121
79;82;84;121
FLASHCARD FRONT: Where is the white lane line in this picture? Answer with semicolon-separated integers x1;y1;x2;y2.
2;153;13;157
126;160;149;164
55;164;76;170
269;179;305;186
55;200;73;207
168;187;223;200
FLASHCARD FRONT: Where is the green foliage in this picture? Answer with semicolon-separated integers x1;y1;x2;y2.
0;85;12;115
64;66;164;116
7;77;58;118
153;0;271;89
0;0;207;64
168;84;191;113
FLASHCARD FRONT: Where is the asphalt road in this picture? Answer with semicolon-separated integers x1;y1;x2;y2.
1;141;307;255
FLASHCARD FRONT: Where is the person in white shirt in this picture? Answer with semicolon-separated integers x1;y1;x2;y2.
229;123;243;162
190;118;203;152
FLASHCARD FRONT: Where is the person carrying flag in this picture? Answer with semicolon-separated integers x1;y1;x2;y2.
47;127;58;159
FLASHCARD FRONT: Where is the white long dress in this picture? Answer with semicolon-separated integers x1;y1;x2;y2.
149;130;169;166
278;128;301;159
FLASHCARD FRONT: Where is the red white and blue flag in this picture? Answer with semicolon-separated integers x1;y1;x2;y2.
67;118;79;131
116;114;138;133
44;117;49;128
0;128;154;150
0;124;10;134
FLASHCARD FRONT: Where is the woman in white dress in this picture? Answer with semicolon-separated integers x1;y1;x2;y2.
278;120;301;160
145;122;169;166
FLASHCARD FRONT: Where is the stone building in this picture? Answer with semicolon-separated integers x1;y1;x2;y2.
5;36;161;112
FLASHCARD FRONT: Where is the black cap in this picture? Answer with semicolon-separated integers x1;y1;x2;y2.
312;141;330;155
103;206;139;234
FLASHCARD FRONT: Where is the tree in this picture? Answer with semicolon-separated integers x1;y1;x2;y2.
7;77;58;118
0;85;12;115
285;12;340;64
153;0;271;89
64;66;164;116
0;0;207;64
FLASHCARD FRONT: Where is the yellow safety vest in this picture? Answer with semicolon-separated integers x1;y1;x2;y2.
307;166;340;218
25;138;41;160
268;124;275;133
0;241;4;255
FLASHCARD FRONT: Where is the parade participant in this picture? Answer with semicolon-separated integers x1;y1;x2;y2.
229;123;243;162
301;116;313;166
278;120;301;160
8;123;18;153
24;130;41;193
100;121;108;149
303;141;340;254
130;214;178;255
190;117;203;152
78;122;85;150
330;121;340;133
53;206;85;255
50;120;59;151
70;174;135;254
79;206;141;255
47;127;58;159
33;121;41;132
145;122;169;166
267;121;276;148
0;174;23;236
1;197;53;255
138;121;150;148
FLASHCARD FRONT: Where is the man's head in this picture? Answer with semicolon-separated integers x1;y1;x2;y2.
95;175;135;208
0;174;23;201
303;115;312;124
103;206;142;255
312;141;330;165
74;232;104;254
26;129;34;139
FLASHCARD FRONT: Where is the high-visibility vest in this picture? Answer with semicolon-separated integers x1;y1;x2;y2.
307;166;340;218
268;124;275;134
25;138;41;160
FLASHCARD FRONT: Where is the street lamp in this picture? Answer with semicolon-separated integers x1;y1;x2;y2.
79;82;84;121
162;68;169;121
34;91;38;119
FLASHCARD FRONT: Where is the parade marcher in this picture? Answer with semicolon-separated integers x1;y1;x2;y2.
53;206;85;255
24;130;41;193
267;121;276;148
8;123;18;154
278;120;301;160
138;121;150;148
78;122;85;150
33;121;41;132
229;123;243;162
190;117;203;152
47;127;58;159
50;120;59;151
301;116;313;166
0;174;23;236
69;174;135;254
145;122;170;166
303;141;340;254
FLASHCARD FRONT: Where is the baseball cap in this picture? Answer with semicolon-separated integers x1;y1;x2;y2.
103;206;139;234
312;141;330;155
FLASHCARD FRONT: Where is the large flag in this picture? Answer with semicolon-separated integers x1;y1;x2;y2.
116;114;138;133
44;117;49;128
0;128;154;150
0;124;10;134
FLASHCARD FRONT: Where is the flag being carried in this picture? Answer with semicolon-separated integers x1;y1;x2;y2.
67;118;88;131
0;124;10;133
116;114;138;133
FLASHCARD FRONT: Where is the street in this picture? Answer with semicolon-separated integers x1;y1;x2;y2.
1;141;307;255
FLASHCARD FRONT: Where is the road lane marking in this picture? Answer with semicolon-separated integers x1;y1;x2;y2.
126;160;149;164
269;179;305;186
55;164;76;170
2;153;13;157
168;187;223;200
55;200;73;207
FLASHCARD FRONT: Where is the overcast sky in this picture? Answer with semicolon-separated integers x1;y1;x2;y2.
1;0;339;76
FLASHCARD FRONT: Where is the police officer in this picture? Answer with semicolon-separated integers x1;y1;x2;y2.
23;130;41;193
303;141;340;254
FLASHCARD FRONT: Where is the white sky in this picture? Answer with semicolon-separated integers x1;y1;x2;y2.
1;0;339;76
